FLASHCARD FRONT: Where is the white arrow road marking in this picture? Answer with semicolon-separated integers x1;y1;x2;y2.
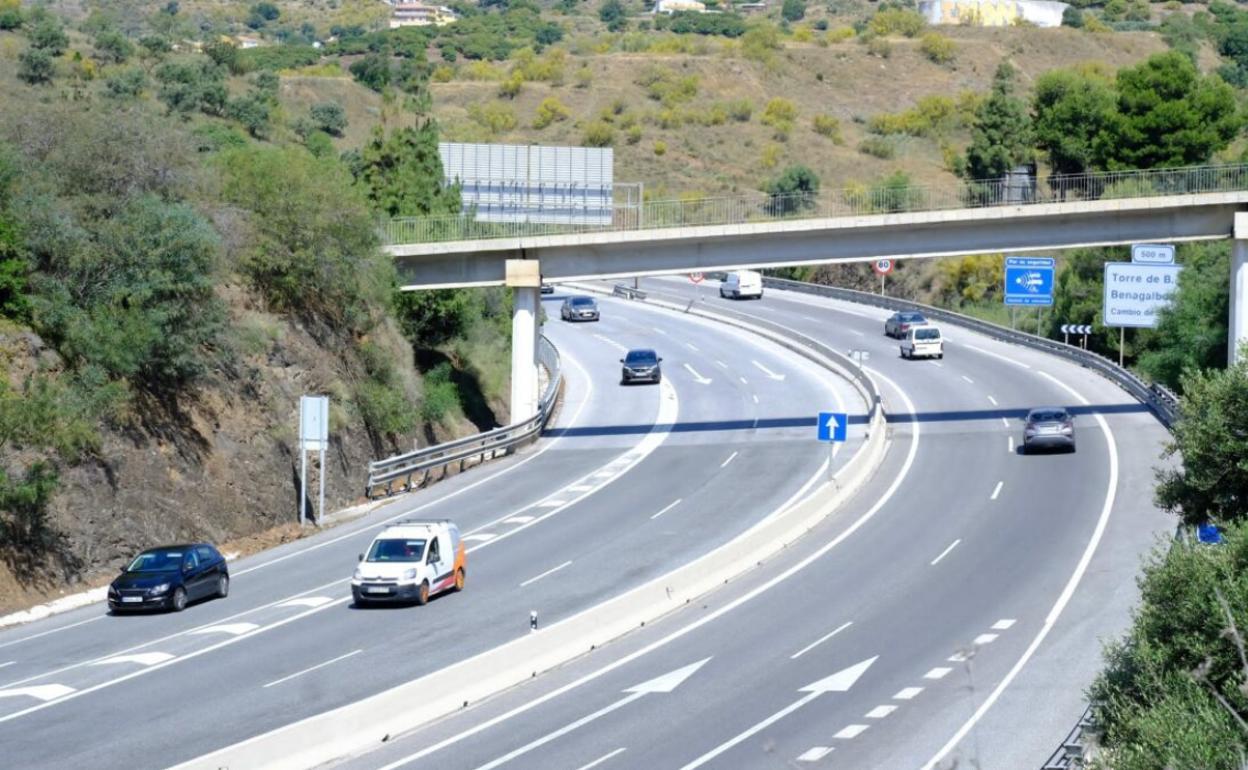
0;684;75;701
683;364;712;385
93;653;175;667
751;360;786;380
469;659;711;770
188;623;259;637
277;597;334;609
834;724;869;739
680;657;877;770
797;747;833;762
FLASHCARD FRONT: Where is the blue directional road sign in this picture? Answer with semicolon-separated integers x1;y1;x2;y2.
1004;257;1055;307
817;412;848;443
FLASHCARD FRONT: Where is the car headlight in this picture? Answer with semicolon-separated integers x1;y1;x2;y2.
148;583;170;595
1061;425;1074;434
402;568;418;581
352;568;363;581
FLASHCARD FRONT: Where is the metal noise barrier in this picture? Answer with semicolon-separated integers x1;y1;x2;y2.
365;336;563;499
760;277;1179;430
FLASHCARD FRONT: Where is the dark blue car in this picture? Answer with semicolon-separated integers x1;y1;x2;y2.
108;543;229;613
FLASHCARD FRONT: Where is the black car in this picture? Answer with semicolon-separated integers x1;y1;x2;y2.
621;348;663;384
109;543;229;613
1022;407;1076;453
561;296;600;322
540;282;555;294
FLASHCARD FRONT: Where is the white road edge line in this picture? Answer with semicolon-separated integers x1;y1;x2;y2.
574;748;626;770
263;649;362;689
650;499;682;520
720;451;739;469
0;662;12;670
987;395;998;406
930;539;961;566
963;343;1032;369
790;621;853;660
921;369;1119;770
519;561;574;588
1008;436;1015;453
1001;417;1010;429
990;481;1003;501
961;375;975;385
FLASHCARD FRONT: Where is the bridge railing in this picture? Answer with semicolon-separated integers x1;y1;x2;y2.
381;163;1248;246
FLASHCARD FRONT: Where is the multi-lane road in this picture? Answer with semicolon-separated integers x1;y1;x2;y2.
0;288;868;768
335;277;1174;770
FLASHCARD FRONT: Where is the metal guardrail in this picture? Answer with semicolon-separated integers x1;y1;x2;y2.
365;336;563;499
612;283;647;300
382;163;1248;246
761;277;1179;430
1041;704;1095;769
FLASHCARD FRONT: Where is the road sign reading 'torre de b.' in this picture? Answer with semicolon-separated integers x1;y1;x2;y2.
1004;257;1055;307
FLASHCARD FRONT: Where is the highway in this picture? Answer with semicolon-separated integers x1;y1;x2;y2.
0;289;867;769
339;277;1174;770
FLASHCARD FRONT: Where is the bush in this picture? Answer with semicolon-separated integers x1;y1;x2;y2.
93;30;134;65
827;25;855;42
761;97;799;138
355;379;419;438
764;164;820;213
533;96;571;129
656;10;747;36
637;64;699;105
1062;6;1084;27
626;125;642;144
227;94;272;139
468;102;518;135
155;58;228;116
239;44;321;72
866;36;892;57
17;48;55;85
582;120;615;147
498;71;523;98
653;140;667;156
462;60;503;81
760;143;782;168
812;114;844;143
919;32;957;64
782;0;806;22
418;362;460;423
868;8;925;37
868;170;922;212
310;102;348;136
858;136;897;158
27;18;68;55
575;64;593;87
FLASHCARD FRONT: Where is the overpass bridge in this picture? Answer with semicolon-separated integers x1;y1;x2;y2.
382;163;1248;419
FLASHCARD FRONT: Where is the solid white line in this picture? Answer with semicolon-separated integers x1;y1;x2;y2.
960;375;975;384
650;499;682;520
990;481;1003;500
374;371;918;770
474;692;646;770
520;561;573;588
0;616;106;652
720;451;739;468
894;687;923;700
1001;417;1011;429
930;539;961;566
574;748;627;770
263;649;362;689
790;621;853;660
188;623;259;637
681;691;823;769
924;667;952;680
1008;436;1015;453
921;369;1119;770
0;662;13;670
964;343;1032;369
739;376;749;385
797;746;833;762
991;619;1017;631
752;394;759;404
865;705;897;719
973;633;999;646
987;395;998;406
834;724;869;739
685;343;699;351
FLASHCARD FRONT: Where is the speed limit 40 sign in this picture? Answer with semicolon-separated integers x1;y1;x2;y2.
872;259;894;275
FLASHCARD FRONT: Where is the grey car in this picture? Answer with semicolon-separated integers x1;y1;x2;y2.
884;311;928;338
620;349;662;384
561;296;600;322
1022;407;1076;453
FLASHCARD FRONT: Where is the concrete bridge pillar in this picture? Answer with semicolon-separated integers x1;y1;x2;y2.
1232;215;1248;366
507;259;541;423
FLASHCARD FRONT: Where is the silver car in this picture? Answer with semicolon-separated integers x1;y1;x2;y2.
884;311;928;338
1022;407;1076;453
561;296;600;322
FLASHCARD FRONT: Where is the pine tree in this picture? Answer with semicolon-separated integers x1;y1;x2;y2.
356;120;461;218
963;62;1034;181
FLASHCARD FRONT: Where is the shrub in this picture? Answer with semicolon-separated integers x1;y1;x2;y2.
575;64;593;87
725;99;753;122
866;36;892;57
227;94;272;139
468;102;518;135
920;32;957;64
583;121;615;147
741;22;782;63
764;164;820;213
637;64;699;105
93;30;134;65
626;125;642;144
653;140;667;156
104;67;146;99
782;0;806;22
761;97;799;138
858;136;897;158
533;96;571;129
1062;6;1084;27
813;114;844;143
498;71;523;98
760;143;782;168
432;64;454;82
462;60;504;81
310;102;348;137
27;18;68;55
827;25;855;43
869;170;922;212
868;8;925;37
355;379;419;438
792;24;814;43
17;48;55;85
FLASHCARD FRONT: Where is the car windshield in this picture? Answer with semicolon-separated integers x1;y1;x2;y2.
915;327;940;340
366;539;427;562
126;549;184;573
901;313;927;323
625;351;657;364
1030;410;1069;423
570;297;595;307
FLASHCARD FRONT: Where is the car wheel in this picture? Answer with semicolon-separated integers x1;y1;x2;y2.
719;288;726;298
938;353;944;360
171;587;187;612
216;574;229;599
453;568;465;592
415;580;430;606
353;596;371;609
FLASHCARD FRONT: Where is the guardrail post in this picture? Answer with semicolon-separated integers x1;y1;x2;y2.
1231;214;1248;365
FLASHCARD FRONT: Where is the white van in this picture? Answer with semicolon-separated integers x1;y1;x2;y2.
900;325;943;359
720;270;763;300
352;519;466;607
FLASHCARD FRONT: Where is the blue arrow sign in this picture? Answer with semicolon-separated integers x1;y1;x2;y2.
817;412;848;443
1004;256;1055;307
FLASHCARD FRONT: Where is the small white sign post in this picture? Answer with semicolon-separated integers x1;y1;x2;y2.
299;395;329;526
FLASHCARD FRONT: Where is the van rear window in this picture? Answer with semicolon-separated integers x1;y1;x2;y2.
915;328;940;340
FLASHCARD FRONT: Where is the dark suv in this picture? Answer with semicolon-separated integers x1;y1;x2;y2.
621;349;662;384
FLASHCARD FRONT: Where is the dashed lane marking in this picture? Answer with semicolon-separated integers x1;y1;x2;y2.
189;623;259;637
991;481;1003;501
650;499;682;520
930;539;961;566
894;687;924;700
520;561;574;588
92;653;175;667
924;667;952;680
277;597;334;609
992;619;1017;631
720;451;739;469
575;748;627;770
865;705;897;719
797;747;833;762
834;725;869;740
961;375;975;384
974;633;999;646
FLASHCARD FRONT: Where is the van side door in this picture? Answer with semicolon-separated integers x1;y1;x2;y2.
427;535;449;593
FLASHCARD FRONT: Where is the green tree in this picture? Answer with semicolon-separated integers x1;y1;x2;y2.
27;17;68;55
1061;6;1083;27
963;62;1033;181
227;94;271;138
599;0;627;32
104;66;146;99
203;39;244;75
355;122;461;219
1032;67;1117;176
764;164;820;214
1135;243;1228;391
310;102;348;136
781;0;806;22
350;52;391;92
1095;51;1240;170
17;48;54;85
93;30;133;64
155;59;228;116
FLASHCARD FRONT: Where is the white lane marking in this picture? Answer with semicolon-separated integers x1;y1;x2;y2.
714;360;728;369
751;361;786;380
650;499;682;520
463;533;497;542
894;687;923;700
92;653;174;667
974;633;999;646
720;451;739;468
372;372;915;770
652;327;668;335
0;662;12;670
960;375;975;384
987;395;998;406
924;667;952;680
752;394;759;404
948;651;969;663
849;329;865;336
964;343;1032;369
790;621;853;660
797;746;833;762
520;561;574;588
739;377;749;385
277;597;334;609
932;361;944;368
263;649;363;689
568;485;594;492
538;500;567;508
592;333;629;353
922;371;1119;770
865;705;897;719
1008;436;1015;453
0;616;106;652
930;539;961;566
503;516;536;524
575;748;627;770
188;623;259;637
685;343;699;351
944;336;955;343
1001;417;1010;429
992;619;1017;631
990;481;1003;500
0;684;75;702
683;363;713;385
834;724;869;739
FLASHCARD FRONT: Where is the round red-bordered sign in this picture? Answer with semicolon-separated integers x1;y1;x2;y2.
873;259;894;275
689;272;705;284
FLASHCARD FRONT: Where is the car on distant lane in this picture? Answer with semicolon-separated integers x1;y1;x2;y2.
620;348;663;384
541;282;555;294
561;296;600;322
885;311;928;338
1022;407;1076;453
108;544;229;613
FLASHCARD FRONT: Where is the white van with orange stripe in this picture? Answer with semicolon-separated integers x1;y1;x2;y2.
351;519;466;607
